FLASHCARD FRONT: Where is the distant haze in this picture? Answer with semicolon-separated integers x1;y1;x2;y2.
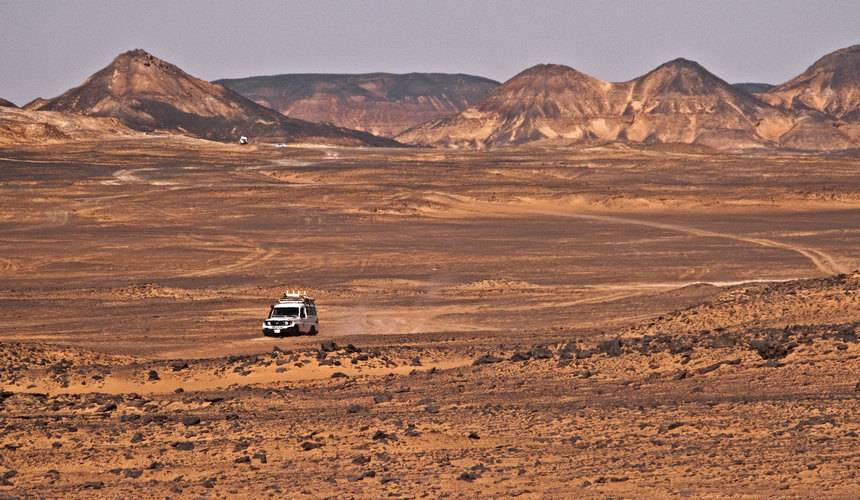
1;0;858;107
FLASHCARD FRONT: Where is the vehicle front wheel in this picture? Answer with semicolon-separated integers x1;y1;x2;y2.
309;326;317;336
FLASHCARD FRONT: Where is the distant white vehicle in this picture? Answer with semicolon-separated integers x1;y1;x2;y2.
275;143;287;148
262;290;318;336
239;136;248;145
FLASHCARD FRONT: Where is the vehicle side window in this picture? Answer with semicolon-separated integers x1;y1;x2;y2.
301;307;307;319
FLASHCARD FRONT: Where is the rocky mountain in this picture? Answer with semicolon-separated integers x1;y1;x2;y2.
214;73;499;138
758;45;860;121
0;98;17;108
398;57;856;151
29;49;400;146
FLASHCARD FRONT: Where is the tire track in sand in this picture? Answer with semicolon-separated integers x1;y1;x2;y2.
434;194;850;276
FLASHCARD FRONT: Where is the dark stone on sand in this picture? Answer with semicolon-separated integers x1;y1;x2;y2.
473;354;503;365
749;339;790;359
673;370;688;380
854;381;860;392
575;350;592;359
301;441;323;451
253;453;267;463
598;338;623;357
510;351;531;362
321;341;339;352
123;469;143;478
98;402;117;412
347;405;368;414
373;393;393;404
234;456;251;464
130;432;144;443
172;441;194;451
233;442;250;452
458;471;479;481
411;356;422;366
331;372;349;378
171;362;188;371
372;430;392;441
468;432;480;439
348;470;376;482
697;358;740;374
147;370;160;381
182;416;201;427
82;481;104;489
531;346;553;359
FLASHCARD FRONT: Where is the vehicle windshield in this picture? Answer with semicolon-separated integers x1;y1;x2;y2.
270;306;300;318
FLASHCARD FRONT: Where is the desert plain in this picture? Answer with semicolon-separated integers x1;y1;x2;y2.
0;137;858;498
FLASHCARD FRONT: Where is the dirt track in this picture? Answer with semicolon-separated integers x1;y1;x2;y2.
0;138;858;497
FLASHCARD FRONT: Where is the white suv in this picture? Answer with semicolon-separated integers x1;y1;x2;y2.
262;292;319;337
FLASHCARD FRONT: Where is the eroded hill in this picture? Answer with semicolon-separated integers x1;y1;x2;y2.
216;73;499;138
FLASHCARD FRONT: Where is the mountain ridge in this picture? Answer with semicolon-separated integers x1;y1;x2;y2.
215;72;499;137
397;53;858;151
29;49;401;147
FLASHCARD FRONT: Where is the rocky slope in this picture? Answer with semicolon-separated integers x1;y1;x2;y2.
215;73;499;138
398;57;857;151
0;107;136;144
0;98;17;108
29;49;400;146
759;45;860;121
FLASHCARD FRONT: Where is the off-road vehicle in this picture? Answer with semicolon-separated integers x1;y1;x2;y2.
262;291;318;337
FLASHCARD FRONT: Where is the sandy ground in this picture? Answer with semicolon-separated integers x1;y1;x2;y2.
0;138;858;497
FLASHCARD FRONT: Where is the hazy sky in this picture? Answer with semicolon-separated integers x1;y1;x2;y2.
1;0;858;106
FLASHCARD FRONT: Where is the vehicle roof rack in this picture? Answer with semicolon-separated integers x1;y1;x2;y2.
278;290;315;304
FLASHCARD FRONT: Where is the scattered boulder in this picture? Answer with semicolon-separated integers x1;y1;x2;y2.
347;405;368;414
697;358;741;375
98;402;117;412
301;441;323;451
576;350;593;359
321;341;339;352
510;351;531;362
473;354;503;366
182;416;201;427
348;470;376;482
373;393;393;404
171;361;188;372
147;370;160;381
597;338;623;357
123;469;143;479
172;441;194;451
458;471;480;482
750;339;791;359
331;372;349;379
530;346;553;359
